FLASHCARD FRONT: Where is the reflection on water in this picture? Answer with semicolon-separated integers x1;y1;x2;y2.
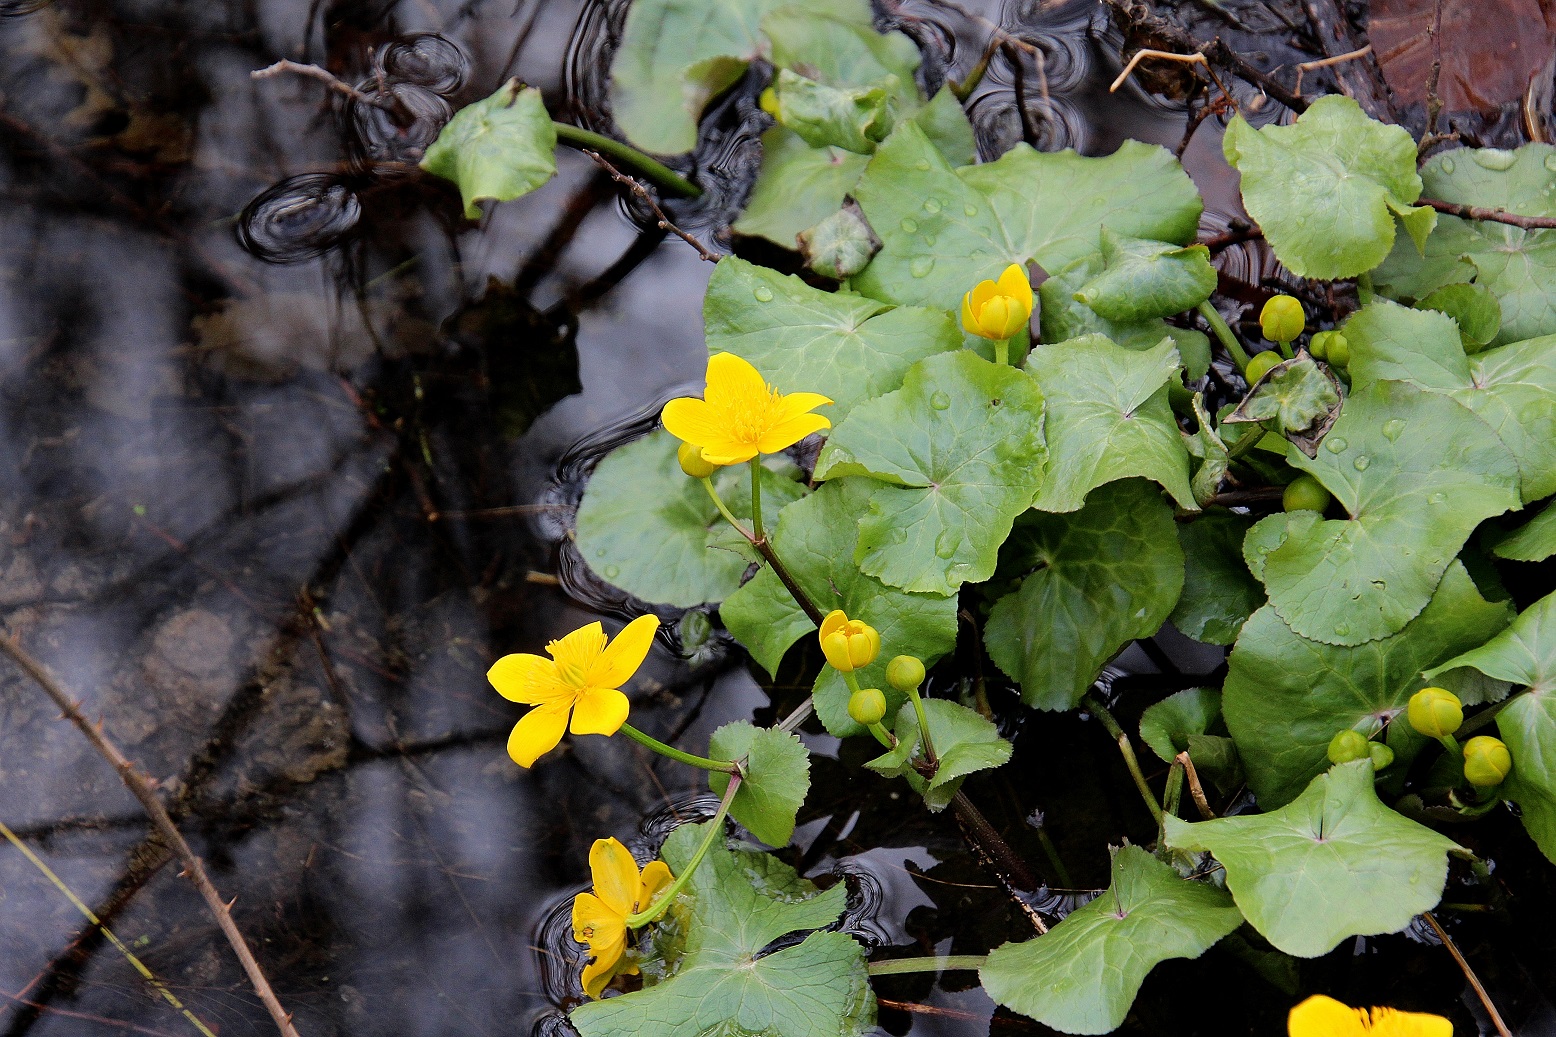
2;0;1551;1035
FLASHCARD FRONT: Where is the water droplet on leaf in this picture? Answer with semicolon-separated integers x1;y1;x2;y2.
603;564;620;580
963;204;978;216
753;286;774;302
1353;455;1370;471
1326;437;1349;453
1472;149;1517;171
910;256;935;278
1440;158;1456;175
934;530;958;558
930;390;951;410
1382;419;1405;441
900;217;918;233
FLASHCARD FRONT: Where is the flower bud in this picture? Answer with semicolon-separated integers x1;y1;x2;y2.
1283;474;1333;514
1325;331;1350;368
1245;350;1282;383
677;440;718;479
1407;687;1464;739
1463;735;1512;787
886;655;925;692
1368;742;1395;771
1260;295;1305;343
1328;729;1370;764
818;609;881;672
848;687;887;726
1308;329;1336;360
759;86;780;117
961;264;1034;341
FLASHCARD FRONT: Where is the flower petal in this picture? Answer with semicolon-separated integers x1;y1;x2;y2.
970;280;998;309
1367;1007;1453;1037
980;296;1011;338
705;352;767;409
547;622;607;679
699;441;760;465
487;653;562;704
571;891;621;943
636;860;674;915
661;396;723;448
507;705;569;767
588;837;641;916
757;412;831;454
1287;996;1370;1037
777;392;833;417
571;686;631;736
580;939;626;1000
997;263;1034;311
820;610;849;640
590;614;660;689
961;291;978;333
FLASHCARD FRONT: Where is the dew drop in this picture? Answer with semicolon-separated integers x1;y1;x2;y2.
935;530;958;558
1353;455;1370;471
603;564;620;580
900;217;918;233
930;390;951;410
1428;492;1446;505
1472;149;1517;171
964;204;978;216
923;198;942;214
1440;157;1456;175
915;159;932;171
924;234;936;246
1382;418;1405;441
1325;436;1349;453
910;256;936;278
753;285;774;302
1334;624;1351;637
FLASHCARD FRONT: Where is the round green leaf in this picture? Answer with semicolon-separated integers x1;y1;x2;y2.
1073;229;1217;323
864;698;1012;810
420;80;556;220
1170;514;1263;645
1038;254;1211;380
709;721;811;846
1417;283;1502;348
1139;687;1222;765
1493;504;1556;562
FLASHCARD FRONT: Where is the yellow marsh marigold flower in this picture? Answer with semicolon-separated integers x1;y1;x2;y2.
487;615;659;767
819;609;881;672
961;264;1034;341
571;837;674;999
661;352;833;467
1288;995;1451;1037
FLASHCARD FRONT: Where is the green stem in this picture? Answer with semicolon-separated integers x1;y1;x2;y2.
1198;301;1251;374
1083;695;1164;825
1225;421;1269;462
1458;690;1526;738
749;459;764;541
552;123;701;198
701;476;751;538
905;684;938;768
868;721;897;749
619;722;737;773
1439;733;1463;758
1277;339;1296;360
626;776;740;928
994;337;1010;366
1035;826;1074;889
703;474;824;625
867;955;987;977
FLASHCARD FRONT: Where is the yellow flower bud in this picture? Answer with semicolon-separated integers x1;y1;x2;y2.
886;655;925;692
1327;729;1369;765
677;440;719;479
759;86;780;117
818;609;881;672
1368;742;1395;771
1259;295;1305;343
848;687;887;726
1463;735;1512;787
1407;687;1463;739
960;264;1034;341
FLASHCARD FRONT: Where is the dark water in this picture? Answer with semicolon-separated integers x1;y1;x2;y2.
1;1;1554;1035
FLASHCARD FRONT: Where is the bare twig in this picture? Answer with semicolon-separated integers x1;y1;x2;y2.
251;60;386;108
1421;912;1512;1037
1292;44;1373;97
1200;221;1263;251
584;151;719;263
1175;751;1217;819
0;633;304;1037
1419;197;1556;229
1425;0;1445;136
1110;48;1208;94
1300;0;1395;121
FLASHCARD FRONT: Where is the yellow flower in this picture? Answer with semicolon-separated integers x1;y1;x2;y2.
818;609;880;672
571;837;674;999
1288;995;1451;1037
960;264;1034;341
661;352;833;467
487;615;659;767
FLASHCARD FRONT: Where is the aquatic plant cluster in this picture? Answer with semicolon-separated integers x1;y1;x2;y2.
417;1;1556;1032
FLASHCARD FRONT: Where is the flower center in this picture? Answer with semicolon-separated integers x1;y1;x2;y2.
716;386;783;444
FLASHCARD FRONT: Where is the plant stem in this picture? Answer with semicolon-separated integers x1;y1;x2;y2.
1439;733;1463;758
1035;826;1074;888
1198;300;1251;374
703;475;825;625
552;123;701;198
749;459;764;541
905;684;938;769
1083;695;1165;825
619;722;737;772
1225;421;1270;463
950;791;1042;896
868;721;897;748
626;776;741;928
867;955;987;976
1457;690;1525;737
700;476;751;538
994;337;1010;366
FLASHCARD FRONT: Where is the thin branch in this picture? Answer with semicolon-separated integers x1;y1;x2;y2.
584;151;720;263
1421;912;1511;1037
1110;48;1208;94
1292;44;1372;97
0;633;304;1037
251;60;385;108
1175;751;1217;819
1200;222;1263;251
1419;197;1556;229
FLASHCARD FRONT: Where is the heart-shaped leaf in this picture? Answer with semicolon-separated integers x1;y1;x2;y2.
709;722;811;847
1073;229;1217;323
421;80;556;219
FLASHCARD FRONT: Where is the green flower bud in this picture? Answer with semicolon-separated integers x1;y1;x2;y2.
1325;331;1350;368
1463;735;1512;787
848;687;887;727
1245;350;1282;383
759;86;780;117
677;440;718;479
1260;295;1305;344
1283;474;1333;514
1308;329;1337;361
1407;686;1464;739
1368;742;1395;771
886;654;925;692
1327;729;1370;764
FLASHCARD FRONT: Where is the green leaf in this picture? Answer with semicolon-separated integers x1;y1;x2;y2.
708;722;811;846
719;479;958;737
763;7;921;103
851;122;1201;307
1423;589;1556;862
1224;354;1342;456
1038;254;1211;379
984;480;1185;711
815;351;1048;593
865;698;1012;810
703;257;960;421
1224;561;1513;807
1140;687;1222;765
1024;334;1196;513
798;202;881;280
1375;145;1556;345
1171;513;1263;645
570;822;874;1037
1493;505;1556;562
980;845;1242;1035
1163;761;1462;957
1417;283;1502;349
574;431;803;607
1074;229;1217;322
1184;393;1230;506
1345;300;1556;502
1221;95;1427;279
420;80;556;220
1245;379;1520;645
768;69;893;153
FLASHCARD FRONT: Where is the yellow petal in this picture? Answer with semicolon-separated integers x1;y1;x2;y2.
819;610;849;640
821;630;855;672
705;352;767;409
698;440;761;465
590;614;660;688
961;291;979;333
1367;1007;1453;1037
996;263;1034;312
588;837;641;917
661;396;724;448
1288;996;1370;1037
757;412;831;454
571;891;621;943
486;653;562;705
570;686;631;736
636;860;674;915
507;705;569;767
969;280;999;309
580;939;625;1000
979;296;1011;339
778;391;834;416
547;622;608;681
